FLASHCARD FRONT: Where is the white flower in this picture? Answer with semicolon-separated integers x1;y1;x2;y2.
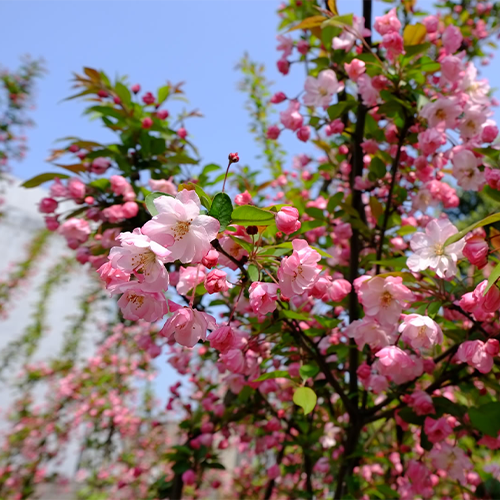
303;70;344;108
407;218;465;279
142;190;220;264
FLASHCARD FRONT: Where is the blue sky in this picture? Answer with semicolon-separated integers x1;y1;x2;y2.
3;1;498;184
2;0;499;399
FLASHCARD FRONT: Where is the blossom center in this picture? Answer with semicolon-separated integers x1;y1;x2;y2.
435;108;446;120
131;250;156;275
129;294;144;309
380;291;393;307
434;243;445;256
318;87;329;97
174;220;192;240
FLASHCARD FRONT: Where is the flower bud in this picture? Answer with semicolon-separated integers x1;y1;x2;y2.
275;206;301;235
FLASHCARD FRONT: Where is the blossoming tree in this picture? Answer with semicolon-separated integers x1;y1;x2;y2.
3;0;500;499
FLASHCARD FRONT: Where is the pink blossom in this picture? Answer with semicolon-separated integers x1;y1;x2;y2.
160;307;216;347
418;128;446;156
485;167;500;190
382;32;404;59
357;74;379;107
303;70;343;108
399;314;443;350
50;178;68;198
345;318;392;349
276;206;301;235
202;249;219;268
149;178;177;196
109;229;171;291
68;177;86;200
176;266;206;296
39;197;58;214
424;417;453;443
249;282;279;315
280;100;303;131
374;8;401;35
45;215;59;231
296;126;310;142
97;261;130;292
209;325;238;353
375;346;423;384
420;98;461;130
58;218;91;249
266;125;281;140
344;59;365;82
451;149;485;191
456;339;499;374
110;175;136;201
142;117;153;129
90;157;110;174
234;190;253;206
267;464;280;480
406;460;433;498
102;204;125;223
277;57;290;75
408;390;435;416
328;278;351;302
358;276;413;326
220;349;246;374
463;236;488;268
277;239;321;297
182;470;196;486
422;15;438;33
442;24;463;54
407;218;465;279
122;201;139;218
459;106;487;140
441;55;463;82
271;92;286;104
205;269;232;294
142;190;220;264
116;284;168;322
482;124;499;143
276;35;293;57
430;443;472;485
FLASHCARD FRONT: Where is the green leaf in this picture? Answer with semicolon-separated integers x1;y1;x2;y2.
469;402;500;437
21;172;69;188
483;185;500;202
293;387;317;415
167;153;198;165
281;310;311;321
376;484;399;499
208;193;233;231
444;212;500;247
228;235;253;254
369;157;387;179
397;407;424;425
247;264;259;282
157;85;170;105
253;370;290;382
231;205;275;227
322;13;354;29
403;42;431;59
299;364;320;381
427;301;441;319
88;178;111;191
146;192;171;216
86;105;125;121
483;263;500;296
327;101;357;121
114;82;131;105
327;192;344;213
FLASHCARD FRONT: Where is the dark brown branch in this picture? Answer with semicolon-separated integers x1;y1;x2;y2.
375;119;411;275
